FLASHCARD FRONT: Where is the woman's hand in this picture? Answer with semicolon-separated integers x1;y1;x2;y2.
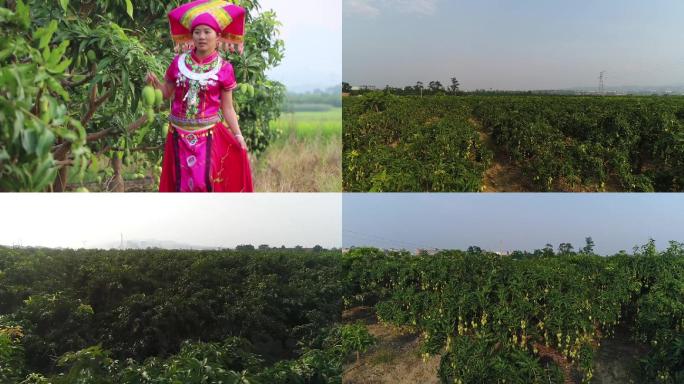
146;72;162;89
235;134;248;151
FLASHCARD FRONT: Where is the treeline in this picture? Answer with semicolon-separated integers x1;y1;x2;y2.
343;79;462;96
0;246;362;383
284;86;342;112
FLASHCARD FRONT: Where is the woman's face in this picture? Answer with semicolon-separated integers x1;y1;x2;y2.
192;25;218;52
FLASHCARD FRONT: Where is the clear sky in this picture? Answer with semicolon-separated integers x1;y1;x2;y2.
0;194;341;249
260;0;341;92
343;0;684;90
343;193;684;255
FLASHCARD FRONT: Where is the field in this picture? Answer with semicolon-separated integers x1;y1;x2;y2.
343;245;684;383
343;94;684;192
1;244;681;383
253;108;342;192
0;246;358;383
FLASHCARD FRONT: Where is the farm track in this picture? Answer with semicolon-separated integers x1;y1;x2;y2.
468;117;526;192
342;307;440;384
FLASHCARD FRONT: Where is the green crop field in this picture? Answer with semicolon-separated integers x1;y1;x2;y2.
0;246;362;383
344;244;684;383
343;94;684;192
1;243;681;383
271;108;342;140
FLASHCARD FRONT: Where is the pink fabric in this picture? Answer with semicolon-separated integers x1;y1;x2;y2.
191;14;221;34
164;51;238;121
159;122;253;193
168;0;246;46
176;127;210;192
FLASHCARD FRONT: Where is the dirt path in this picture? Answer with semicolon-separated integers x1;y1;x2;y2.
591;328;649;384
468;117;526;192
342;307;441;384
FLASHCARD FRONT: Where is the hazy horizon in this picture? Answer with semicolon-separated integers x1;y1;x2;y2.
343;194;684;255
0;194;342;249
343;0;684;91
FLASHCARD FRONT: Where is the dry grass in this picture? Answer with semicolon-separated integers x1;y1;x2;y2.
253;131;341;192
342;307;441;384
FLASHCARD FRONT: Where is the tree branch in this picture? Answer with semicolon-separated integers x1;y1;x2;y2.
62;72;95;89
81;87;113;126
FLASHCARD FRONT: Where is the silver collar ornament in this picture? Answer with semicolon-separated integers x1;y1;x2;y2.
177;53;222;117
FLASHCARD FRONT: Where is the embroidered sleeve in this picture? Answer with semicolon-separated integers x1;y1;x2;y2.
165;55;180;83
220;61;238;91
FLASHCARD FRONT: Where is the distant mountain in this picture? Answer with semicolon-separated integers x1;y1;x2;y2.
565;84;684;95
287;84;341;95
98;239;217;250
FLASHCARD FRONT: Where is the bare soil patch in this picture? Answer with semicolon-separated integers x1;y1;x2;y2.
468;117;527;192
342;307;441;384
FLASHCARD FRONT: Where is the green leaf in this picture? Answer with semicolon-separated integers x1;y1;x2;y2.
14;0;30;29
48;40;70;68
60;0;69;12
21;128;37;153
37;21;58;50
36;129;56;157
46;77;70;101
48;58;72;75
125;0;134;19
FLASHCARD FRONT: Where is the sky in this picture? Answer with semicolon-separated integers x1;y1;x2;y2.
343;193;684;255
259;0;341;92
0;194;341;249
343;0;684;90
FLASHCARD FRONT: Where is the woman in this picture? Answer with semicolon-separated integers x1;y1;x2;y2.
146;0;253;192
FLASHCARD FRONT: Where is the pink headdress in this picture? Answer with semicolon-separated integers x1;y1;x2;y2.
169;0;246;54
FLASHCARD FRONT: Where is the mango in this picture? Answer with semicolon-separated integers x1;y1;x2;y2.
155;89;163;107
142;85;156;107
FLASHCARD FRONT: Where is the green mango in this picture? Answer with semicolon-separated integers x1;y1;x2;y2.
142;85;156;107
154;89;163;107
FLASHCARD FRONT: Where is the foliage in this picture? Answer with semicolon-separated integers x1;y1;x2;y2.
344;94;491;191
339;322;375;362
343;94;684;192
342;243;684;383
0;325;27;383
0;6;88;191
0;0;285;191
0;246;346;382
471;96;684;191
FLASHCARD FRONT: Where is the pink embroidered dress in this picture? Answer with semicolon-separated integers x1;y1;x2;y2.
159;0;252;192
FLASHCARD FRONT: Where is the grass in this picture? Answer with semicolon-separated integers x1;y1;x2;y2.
253;108;342;192
269;108;342;140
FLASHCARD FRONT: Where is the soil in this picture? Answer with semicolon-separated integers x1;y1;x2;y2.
67;176;157;192
342;307;441;384
591;328;649;384
468;117;527;192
